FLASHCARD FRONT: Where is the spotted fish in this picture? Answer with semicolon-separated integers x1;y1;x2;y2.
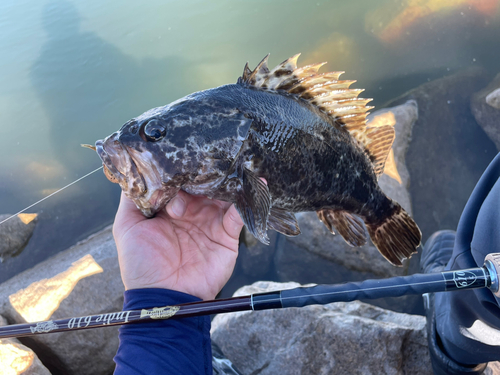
94;54;421;266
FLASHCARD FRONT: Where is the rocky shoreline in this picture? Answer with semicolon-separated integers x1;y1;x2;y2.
1;69;500;374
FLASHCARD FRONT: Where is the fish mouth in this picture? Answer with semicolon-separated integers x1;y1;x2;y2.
95;139;124;185
95;133;160;217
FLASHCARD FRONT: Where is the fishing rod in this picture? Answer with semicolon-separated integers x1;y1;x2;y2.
1;253;499;339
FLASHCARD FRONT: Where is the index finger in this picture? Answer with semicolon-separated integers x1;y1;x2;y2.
222;204;244;240
113;192;146;236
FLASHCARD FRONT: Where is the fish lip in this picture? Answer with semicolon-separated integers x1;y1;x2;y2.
95;135;170;216
95;136;148;196
95;139;124;183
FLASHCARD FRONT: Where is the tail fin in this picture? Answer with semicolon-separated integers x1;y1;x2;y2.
366;204;421;266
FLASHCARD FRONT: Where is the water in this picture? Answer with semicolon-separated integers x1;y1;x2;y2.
1;0;499;298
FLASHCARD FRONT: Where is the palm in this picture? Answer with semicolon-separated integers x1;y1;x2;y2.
113;191;244;300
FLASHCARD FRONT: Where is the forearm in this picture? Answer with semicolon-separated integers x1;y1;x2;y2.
436;152;500;364
113;289;212;375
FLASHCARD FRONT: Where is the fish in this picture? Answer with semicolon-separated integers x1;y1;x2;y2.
93;54;421;266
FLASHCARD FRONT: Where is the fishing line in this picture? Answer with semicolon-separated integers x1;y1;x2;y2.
0;166;103;226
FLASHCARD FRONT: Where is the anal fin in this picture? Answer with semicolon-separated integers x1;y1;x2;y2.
268;207;300;236
234;168;271;245
317;209;367;247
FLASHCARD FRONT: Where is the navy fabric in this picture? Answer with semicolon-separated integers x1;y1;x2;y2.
113;289;212;375
435;152;500;364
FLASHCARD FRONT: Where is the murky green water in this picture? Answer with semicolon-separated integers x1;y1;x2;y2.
1;0;499;289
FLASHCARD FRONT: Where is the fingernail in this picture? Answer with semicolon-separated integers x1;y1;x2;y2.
171;197;186;217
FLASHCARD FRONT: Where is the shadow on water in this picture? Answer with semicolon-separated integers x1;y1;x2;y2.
0;0;197;283
31;0;195;174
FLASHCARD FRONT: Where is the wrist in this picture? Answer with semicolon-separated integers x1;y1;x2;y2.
123;288;202;311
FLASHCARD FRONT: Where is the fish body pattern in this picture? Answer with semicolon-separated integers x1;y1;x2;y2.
95;54;421;266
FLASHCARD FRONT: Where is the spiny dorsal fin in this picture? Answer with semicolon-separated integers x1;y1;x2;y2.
238;54;395;177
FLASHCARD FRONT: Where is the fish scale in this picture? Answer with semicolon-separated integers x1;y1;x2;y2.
94;54;421;267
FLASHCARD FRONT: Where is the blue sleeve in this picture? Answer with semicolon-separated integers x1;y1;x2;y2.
113;288;212;375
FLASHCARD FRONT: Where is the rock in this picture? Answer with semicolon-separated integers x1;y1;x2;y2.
277;101;419;279
275;229;421;313
485;362;500;375
471;73;500;151
211;281;432;375
0;226;123;375
385;68;497;242
0;315;52;375
0;214;38;262
374;100;418;216
238;228;277;279
486;88;500;109
366;0;497;45
278;212;408;278
274;223;369;282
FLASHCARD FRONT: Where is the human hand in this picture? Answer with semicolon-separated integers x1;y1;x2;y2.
112;191;245;300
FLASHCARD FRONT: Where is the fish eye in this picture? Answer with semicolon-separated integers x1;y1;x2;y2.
143;120;166;142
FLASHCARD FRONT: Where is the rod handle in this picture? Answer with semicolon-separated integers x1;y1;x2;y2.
485;253;500;297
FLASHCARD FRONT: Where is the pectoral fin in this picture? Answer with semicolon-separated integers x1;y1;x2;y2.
317;209;367;247
268;207;300;236
234;168;271;245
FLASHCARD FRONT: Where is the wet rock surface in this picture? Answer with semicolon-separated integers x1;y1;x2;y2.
471;73;500;151
0;315;52;375
238;229;278;280
213;282;500;375
212;281;433;375
0;226;122;375
374;100;418;215
486;88;500;109
277;212;407;278
0;214;38;263
273;229;421;314
485;362;500;375
385;68;497;242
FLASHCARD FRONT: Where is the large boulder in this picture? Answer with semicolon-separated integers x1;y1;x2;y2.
238;229;278;280
0;214;38;263
211;281;432;375
375;100;418;215
0;315;51;375
471;73;500;151
213;281;500;374
385;68;497;242
0;226;122;375
486;362;500;375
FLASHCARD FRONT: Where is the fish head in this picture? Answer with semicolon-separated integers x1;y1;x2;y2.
95;93;253;217
95;118;178;217
96;112;194;216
